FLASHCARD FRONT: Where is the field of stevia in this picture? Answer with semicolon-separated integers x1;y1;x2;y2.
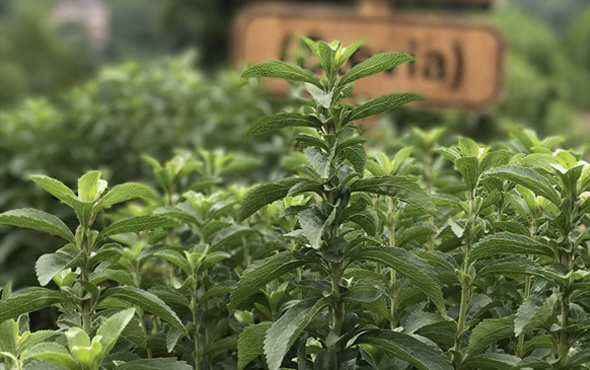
0;38;589;370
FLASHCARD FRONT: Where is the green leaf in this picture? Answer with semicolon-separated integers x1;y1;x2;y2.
485;165;560;205
95;183;154;213
78;171;102;202
350;176;436;215
25;343;79;370
67;196;95;227
264;298;329;370
229;252;305;311
470;232;555;261
480;150;513;172
566;350;590;368
468;316;515;355
299;208;326;249
347;209;378;236
245;112;319;139
304;147;330;179
462;353;521;370
342;144;367;174
96;308;135;359
514;293;558;336
347;93;423;122
361;247;446;314
153;249;190;275
17;330;57;354
357;330;452;370
99;287;186;335
455;157;480;191
112;358;192;370
203;337;237;356
242;61;322;87
36;246;80;286
458;138;480;157
0;288;68;323
200;286;232;306
0;208;74;243
211;224;256;249
317;41;337;81
340;52;415;85
30;175;75;207
403;311;451;334
238;178;303;221
97;215;178;241
0;320;16;354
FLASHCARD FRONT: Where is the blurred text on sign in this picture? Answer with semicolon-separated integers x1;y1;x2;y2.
232;3;504;111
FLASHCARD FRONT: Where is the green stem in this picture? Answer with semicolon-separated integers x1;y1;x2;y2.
516;275;532;357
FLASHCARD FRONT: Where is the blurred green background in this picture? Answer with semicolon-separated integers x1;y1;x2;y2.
1;0;589;287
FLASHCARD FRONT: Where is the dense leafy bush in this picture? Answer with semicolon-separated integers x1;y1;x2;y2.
0;54;284;287
1;39;588;370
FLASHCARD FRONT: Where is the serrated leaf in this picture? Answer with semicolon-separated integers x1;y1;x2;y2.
455;157;480;191
153;250;190;275
99;287;186;335
317;40;337;80
347;93;423;122
468;316;515;355
0;288;68;323
458;138;480;157
36;246;80;286
96;308;135;359
264;298;329;370
361;247;446;314
229;252;305;311
0;208;74;243
462;353;521;370
357;330;452;370
238;178;303;221
485;165;560;205
347;209;378;236
303;147;330;179
403;311;449;334
470;232;554;261
342;144;367;174
242;61;322;87
480;150;514;172
350;176;435;215
30;175;75;207
514;293;558;336
120;316;147;350
340;52;414;85
16;330;57;354
97;216;178;241
203;337;237;356
245;112;319;139
95;183;153;213
299;208;326;249
25;343;79;370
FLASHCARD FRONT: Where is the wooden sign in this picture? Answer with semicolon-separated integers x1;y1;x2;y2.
231;3;504;110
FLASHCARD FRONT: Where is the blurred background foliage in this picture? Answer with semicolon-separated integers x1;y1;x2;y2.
1;0;589;287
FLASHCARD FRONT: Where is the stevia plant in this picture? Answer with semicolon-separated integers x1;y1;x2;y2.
230;38;453;370
0;171;192;369
131;151;265;368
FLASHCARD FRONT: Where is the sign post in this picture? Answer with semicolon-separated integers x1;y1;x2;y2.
231;1;504;110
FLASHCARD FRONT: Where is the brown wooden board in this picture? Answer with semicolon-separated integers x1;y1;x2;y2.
231;3;504;111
